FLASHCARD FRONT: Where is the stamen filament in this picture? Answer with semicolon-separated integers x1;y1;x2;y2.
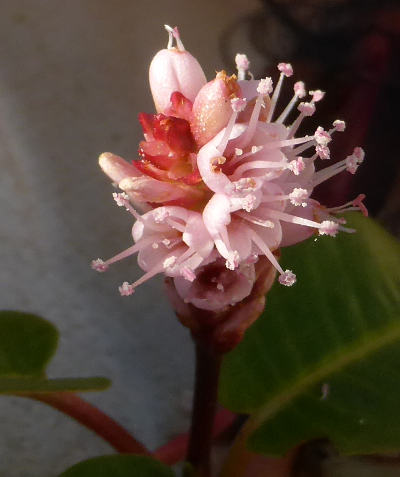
276;94;298;124
249;229;284;274
266;73;284;122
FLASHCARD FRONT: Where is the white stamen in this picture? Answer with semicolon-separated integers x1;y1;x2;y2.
319;220;339;237
316;144;330;160
288;157;305;175
309;90;325;102
267;64;291;122
231;97;247;113
163;255;177;269
226;250;240;270
235;53;250;81
333;119;346;132
314;126;332;146
275;80;306;124
298;102;316;116
287;103;315;139
294;81;306;98
279;270;296;286
236;212;275;228
257;77;273;95
91;258;108;272
119;282;135;296
113;192;130;207
289;188;309;207
277;62;293;77
112;193;142;220
242;194;258;212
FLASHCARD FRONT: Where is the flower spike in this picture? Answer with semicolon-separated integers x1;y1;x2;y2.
93;25;366;311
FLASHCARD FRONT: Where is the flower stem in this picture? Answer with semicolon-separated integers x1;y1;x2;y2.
155;408;236;465
186;342;222;476
23;392;151;455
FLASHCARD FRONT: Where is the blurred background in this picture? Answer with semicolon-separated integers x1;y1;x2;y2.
1;1;399;476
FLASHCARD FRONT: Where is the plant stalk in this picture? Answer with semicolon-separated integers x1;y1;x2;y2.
24;392;151;455
186;342;222;476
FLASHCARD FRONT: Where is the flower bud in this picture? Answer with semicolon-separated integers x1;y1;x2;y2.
165;256;277;353
191;71;241;147
149;27;206;114
98;152;140;184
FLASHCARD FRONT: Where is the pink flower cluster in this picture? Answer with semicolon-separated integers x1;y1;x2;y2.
92;26;367;311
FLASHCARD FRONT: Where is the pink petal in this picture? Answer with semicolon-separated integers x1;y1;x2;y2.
191;71;241;147
99;152;140;184
149;49;206;114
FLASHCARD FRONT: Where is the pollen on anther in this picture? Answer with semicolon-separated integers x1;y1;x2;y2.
119;282;134;296
278;62;293;77
345;155;359;174
288;157;305;175
257;77;273;95
314;126;332;146
113;192;130;207
319;220;339;237
309;90;325;102
289;188;308;207
231;97;247;113
294;81;306;98
353;147;365;162
235;53;250;71
242;194;257;212
316;144;330;160
91;258;108;272
279;270;296;286
333;119;346;132
298;102;316;116
163;256;177;269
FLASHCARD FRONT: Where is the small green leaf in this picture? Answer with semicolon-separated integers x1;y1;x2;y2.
60;455;175;477
220;214;400;455
0;311;58;376
0;311;110;394
0;376;110;394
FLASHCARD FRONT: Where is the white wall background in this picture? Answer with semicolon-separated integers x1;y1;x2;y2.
0;1;261;475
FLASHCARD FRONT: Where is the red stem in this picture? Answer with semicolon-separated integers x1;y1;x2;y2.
155;408;236;465
186;343;222;476
24;392;151;456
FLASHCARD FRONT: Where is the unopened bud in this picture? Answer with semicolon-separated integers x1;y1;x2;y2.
191;71;242;147
149;30;206;113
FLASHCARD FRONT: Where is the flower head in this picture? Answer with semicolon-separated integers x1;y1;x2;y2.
93;25;366;312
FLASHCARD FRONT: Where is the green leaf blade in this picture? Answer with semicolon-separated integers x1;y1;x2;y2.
220;214;400;455
0;311;58;376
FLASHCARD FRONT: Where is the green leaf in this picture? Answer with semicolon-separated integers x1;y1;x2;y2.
59;455;175;477
0;311;110;394
220;214;400;455
0;376;110;393
0;311;58;376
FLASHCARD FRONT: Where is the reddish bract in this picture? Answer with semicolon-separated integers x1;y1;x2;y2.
136;102;201;184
